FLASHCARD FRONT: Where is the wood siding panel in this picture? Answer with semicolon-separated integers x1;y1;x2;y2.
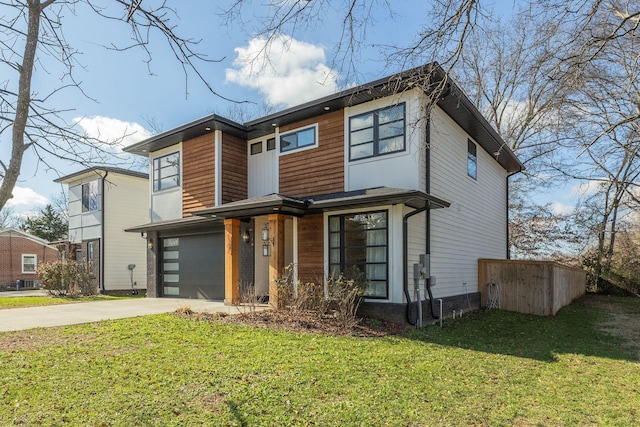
279;110;344;197
297;214;324;281
182;134;215;216
222;133;248;204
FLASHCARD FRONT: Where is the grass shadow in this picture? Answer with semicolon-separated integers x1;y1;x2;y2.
406;294;640;363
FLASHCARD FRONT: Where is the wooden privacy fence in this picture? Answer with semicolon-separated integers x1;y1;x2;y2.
478;259;586;316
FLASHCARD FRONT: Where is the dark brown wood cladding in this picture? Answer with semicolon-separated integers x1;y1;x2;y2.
182;133;215;217
221;133;248;204
297;214;325;282
279;109;344;197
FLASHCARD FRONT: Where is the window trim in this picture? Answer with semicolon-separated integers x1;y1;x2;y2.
81;181;99;213
250;141;263;155
349;103;406;162
266;137;276;151
328;210;389;299
22;254;37;274
467;139;478;180
279;123;318;154
153;151;181;192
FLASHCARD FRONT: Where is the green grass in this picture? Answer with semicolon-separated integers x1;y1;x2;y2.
0;294;144;309
1;295;638;426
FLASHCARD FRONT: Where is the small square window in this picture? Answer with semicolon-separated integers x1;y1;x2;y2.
266;138;276;151
250;141;263;155
467;140;477;180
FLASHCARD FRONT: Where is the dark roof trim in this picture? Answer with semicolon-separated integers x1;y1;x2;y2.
54;167;147;183
124;114;247;156
124;215;221;233
192;187;450;220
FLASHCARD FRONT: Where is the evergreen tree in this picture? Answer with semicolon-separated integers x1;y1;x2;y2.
20;204;68;242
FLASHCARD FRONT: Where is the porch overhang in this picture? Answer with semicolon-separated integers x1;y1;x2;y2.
193;187;450;220
124;215;223;234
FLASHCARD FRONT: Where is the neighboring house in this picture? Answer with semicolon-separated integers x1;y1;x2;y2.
124;63;523;323
55;167;149;293
0;228;59;290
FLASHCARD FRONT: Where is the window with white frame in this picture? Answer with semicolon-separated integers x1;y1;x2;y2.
82;181;99;212
349;103;406;161
22;254;37;274
153;152;180;192
280;124;317;153
467;139;477;180
329;210;389;298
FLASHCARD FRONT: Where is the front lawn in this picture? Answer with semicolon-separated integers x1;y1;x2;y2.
0;294;144;310
0;295;638;426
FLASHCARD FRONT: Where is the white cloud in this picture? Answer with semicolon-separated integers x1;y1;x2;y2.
226;35;340;108
74;116;153;150
5;186;48;209
550;201;575;215
570;180;603;198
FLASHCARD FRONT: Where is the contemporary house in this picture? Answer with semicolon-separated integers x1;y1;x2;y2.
55;167;149;294
0;228;59;290
125;63;523;323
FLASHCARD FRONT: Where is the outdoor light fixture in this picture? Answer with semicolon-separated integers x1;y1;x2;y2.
147;239;154;251
262;242;270;257
242;229;251;244
261;224;269;242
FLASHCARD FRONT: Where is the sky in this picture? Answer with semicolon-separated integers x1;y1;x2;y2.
2;0;581;218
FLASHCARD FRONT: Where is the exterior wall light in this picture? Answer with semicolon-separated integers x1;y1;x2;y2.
261;224;269;242
242;229;251;244
262;242;270;257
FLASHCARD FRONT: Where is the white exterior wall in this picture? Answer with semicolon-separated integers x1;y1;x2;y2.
247;135;278;198
103;174;149;291
150;144;183;222
429;106;508;298
67;177;102;243
345;89;426;192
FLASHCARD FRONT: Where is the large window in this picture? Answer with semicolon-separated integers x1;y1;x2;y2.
280;125;317;153
22;254;37;274
153;152;180;192
329;211;388;298
467;139;477;180
349;103;405;161
81;181;99;212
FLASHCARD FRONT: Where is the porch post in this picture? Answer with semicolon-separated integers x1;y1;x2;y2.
224;218;241;305
268;213;287;308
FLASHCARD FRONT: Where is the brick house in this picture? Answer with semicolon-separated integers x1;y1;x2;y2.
0;228;59;290
124;63;523;324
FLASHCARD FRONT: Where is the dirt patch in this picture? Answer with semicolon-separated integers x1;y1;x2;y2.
578;294;640;360
175;309;409;337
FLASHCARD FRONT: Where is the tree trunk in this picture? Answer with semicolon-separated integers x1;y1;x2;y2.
0;1;44;211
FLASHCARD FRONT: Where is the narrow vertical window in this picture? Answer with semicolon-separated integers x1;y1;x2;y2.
82;181;99;212
153;152;180;192
467;139;477;180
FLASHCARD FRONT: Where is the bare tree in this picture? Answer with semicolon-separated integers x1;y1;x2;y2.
0;0;228;213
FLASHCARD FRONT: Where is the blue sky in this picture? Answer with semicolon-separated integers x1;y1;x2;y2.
6;0;577;217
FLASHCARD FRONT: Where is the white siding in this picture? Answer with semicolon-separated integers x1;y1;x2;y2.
345;89;426;192
103;173;149;291
247;136;278;197
150;144;183;222
67;178;102;243
404;206;427;303
429;106;508;298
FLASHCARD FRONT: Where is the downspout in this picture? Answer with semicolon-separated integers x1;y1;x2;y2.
425;118;439;320
100;170;108;294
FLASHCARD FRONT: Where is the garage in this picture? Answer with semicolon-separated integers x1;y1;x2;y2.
160;232;225;299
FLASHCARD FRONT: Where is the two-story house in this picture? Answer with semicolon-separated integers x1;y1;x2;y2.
55;167;149;294
125;63;523;323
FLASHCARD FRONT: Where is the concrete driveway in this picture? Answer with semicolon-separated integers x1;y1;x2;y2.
0;294;256;332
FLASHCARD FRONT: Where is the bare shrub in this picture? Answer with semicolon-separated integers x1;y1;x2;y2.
326;267;368;328
37;260;96;297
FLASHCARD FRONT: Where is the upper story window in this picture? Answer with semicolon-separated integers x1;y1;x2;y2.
267;137;276;151
250;141;263;155
280;124;317;153
349;103;405;161
82;181;99;212
467;139;477;180
153;152;180;192
22;254;37;274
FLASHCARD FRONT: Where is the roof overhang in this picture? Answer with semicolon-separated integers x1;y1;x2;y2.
124;215;222;234
193;187;450;220
54;167;147;184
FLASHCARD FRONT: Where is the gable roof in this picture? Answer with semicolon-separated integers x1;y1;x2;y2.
124;63;523;173
54;167;147;184
0;228;60;249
